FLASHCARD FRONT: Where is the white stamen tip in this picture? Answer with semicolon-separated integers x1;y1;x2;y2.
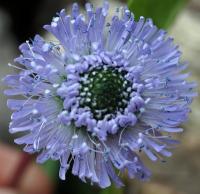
32;109;38;114
72;134;78;139
44;89;51;94
137;138;143;144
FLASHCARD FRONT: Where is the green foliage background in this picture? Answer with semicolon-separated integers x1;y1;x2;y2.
128;0;188;28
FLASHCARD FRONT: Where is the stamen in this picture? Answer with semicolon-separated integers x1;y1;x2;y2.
8;63;26;71
26;41;35;57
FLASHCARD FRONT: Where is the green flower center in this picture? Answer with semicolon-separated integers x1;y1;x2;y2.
79;67;131;120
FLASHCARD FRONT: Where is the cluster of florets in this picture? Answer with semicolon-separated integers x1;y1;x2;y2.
4;2;196;188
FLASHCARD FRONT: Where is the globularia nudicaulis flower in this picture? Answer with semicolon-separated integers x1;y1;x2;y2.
4;2;197;188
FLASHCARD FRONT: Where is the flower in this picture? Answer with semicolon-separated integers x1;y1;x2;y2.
4;2;196;188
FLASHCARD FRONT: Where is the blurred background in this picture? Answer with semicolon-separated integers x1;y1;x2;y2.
0;0;199;194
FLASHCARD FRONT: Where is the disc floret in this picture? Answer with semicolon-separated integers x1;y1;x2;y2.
79;66;131;120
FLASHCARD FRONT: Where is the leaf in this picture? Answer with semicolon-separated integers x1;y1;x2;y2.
128;0;188;28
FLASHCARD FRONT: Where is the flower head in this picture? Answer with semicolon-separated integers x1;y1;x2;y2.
4;2;196;188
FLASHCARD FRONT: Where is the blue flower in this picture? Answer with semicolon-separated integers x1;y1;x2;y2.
4;2;196;188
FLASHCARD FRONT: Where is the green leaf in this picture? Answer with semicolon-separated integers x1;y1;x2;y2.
41;160;59;181
100;185;123;194
128;0;188;28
